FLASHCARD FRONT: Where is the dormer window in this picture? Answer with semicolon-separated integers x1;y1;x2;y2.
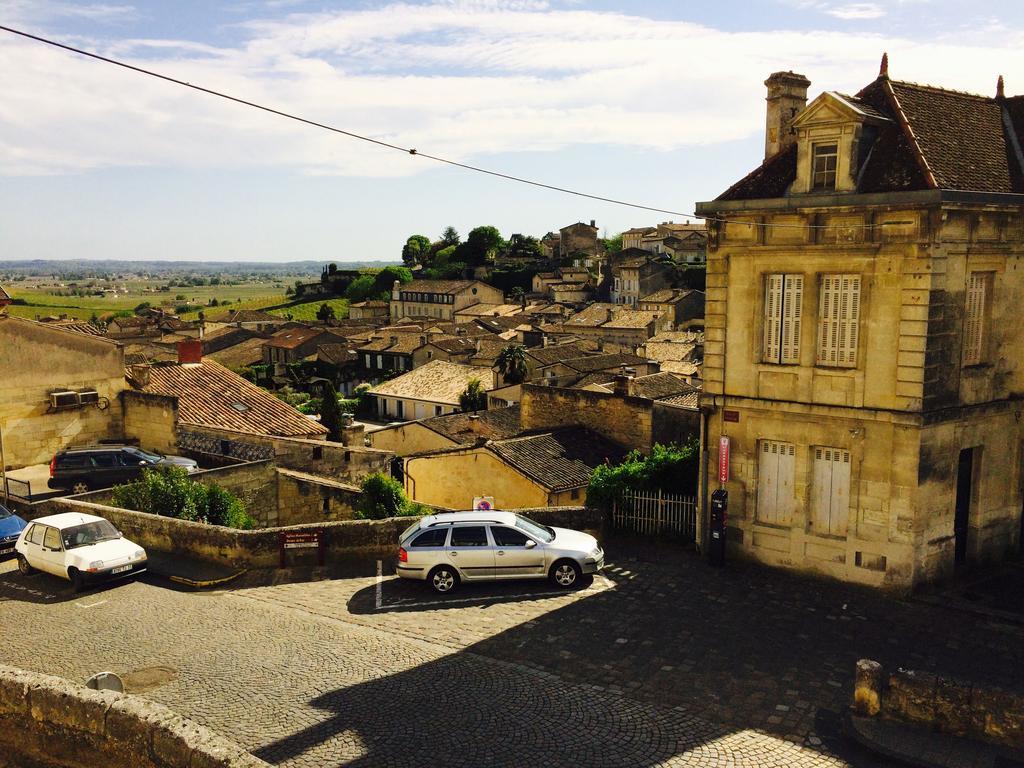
812;143;838;190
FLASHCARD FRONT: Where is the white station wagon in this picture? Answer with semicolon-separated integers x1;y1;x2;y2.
15;512;147;592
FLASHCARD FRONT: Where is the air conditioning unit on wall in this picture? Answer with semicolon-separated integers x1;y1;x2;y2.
49;391;79;409
77;389;100;405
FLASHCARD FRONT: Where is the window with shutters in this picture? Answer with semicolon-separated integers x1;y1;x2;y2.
756;440;796;525
817;274;861;367
810;447;851;537
762;274;803;364
962;271;992;366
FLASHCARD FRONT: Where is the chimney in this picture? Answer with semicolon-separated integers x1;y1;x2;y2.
613;373;634;397
590;219;596;228
389;335;398;345
177;338;202;365
129;363;151;388
467;414;482;434
764;71;810;158
392;280;402;300
419;335;427;346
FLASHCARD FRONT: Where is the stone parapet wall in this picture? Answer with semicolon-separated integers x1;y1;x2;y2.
853;659;1024;748
122;391;179;456
0;664;268;768
520;384;653;451
21;498;600;570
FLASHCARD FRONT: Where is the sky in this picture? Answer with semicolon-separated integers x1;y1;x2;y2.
2;1;1024;263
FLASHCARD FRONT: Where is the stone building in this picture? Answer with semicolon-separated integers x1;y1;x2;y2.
0;316;127;468
695;58;1024;589
389;279;503;322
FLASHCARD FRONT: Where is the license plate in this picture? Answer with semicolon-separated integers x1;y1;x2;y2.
111;564;132;574
0;547;13;555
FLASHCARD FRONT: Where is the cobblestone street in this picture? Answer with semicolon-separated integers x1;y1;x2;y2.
2;541;1022;766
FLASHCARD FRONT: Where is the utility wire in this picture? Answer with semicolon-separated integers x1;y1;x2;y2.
1;23;882;230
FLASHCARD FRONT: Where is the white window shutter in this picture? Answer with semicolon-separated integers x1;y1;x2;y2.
811;446;851;536
777;442;796;524
818;275;860;367
963;272;987;366
757;441;795;525
781;275;803;364
763;275;783;363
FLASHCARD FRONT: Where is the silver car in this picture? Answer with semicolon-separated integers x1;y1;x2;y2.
396;511;604;593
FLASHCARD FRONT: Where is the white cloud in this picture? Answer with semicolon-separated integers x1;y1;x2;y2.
825;3;886;20
2;1;1023;178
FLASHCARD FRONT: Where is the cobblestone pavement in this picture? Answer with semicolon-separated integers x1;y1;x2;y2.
2;542;1021;767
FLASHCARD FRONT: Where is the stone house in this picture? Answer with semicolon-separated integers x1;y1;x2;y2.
106;315;159;340
348;300;390;321
0;285;11;308
638;289;705;330
370;406;522;456
695;59;1024;589
559;220;600;260
367;359;495;421
357;333;423;375
411;336;478;368
557;303;660;347
0;316;127;468
262;327;338;366
535;352;657;388
403;427;626;510
390;279;504;322
610;252;673;307
203;309;285;334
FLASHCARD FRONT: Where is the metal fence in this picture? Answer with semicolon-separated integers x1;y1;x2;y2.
2;476;32;503
612;490;697;540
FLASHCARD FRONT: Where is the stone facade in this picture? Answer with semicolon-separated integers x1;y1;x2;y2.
0;316;126;469
520;384;653;451
122;391;178;455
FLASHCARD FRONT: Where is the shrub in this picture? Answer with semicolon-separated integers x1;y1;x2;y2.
355;473;428;520
586;439;700;510
112;467;255;529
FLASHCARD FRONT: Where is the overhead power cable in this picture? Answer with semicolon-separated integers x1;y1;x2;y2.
1;23;883;230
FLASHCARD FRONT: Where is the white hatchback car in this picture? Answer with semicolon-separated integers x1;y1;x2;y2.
15;512;147;592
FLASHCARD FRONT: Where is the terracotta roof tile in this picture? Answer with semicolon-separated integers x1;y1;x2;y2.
368;360;494;405
487;428;627;492
131;359;327;437
421;405;522;443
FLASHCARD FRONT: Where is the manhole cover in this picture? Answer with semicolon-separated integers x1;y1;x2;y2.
120;666;178;692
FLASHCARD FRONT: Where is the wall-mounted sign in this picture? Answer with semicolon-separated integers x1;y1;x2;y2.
718;436;730;484
723;410;740;423
473;496;495;511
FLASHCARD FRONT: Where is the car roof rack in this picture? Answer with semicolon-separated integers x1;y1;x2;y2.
427;519;503;527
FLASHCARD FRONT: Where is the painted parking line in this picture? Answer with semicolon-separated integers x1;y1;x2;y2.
374;574;615;612
375;559;383;611
75;599;108;609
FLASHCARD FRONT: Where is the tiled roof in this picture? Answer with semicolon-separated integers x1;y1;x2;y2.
38;319;104;337
206;337;267;369
428;337;478;355
469;337;510;362
627;373;697;400
358;333;424;354
208;309;281;323
455;303;522;317
421;405;522;444
556;352;651;374
316;343;358;365
265;327;324;349
605;310;660;330
368;360;494;405
657;390;701;409
487;428;627;492
659;360;701;377
109;316;154;328
350;300;389;308
202;327;258;354
401;279;476;294
130;359;327;437
718;74;1024;200
525;342;597;367
641;288;691;304
0;285;10;302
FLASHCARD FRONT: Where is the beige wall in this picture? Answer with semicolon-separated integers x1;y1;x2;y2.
276;469;359;526
122;391;178;455
0;319;126;468
520;384;649;451
376;396;457;421
405;448;549;510
369;421;457;456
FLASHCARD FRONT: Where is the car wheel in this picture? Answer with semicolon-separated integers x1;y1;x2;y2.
69;568;86;593
428;565;459;594
71;481;90;495
550;559;582;589
17;555;34;576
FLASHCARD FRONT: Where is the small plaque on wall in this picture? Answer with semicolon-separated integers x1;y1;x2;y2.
723;410;740;423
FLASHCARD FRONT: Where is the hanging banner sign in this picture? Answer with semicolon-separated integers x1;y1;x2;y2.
718;436;730;484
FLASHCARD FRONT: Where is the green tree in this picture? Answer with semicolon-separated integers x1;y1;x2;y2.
316;302;336;323
602;233;623;256
371;265;413;297
441;226;460;246
459;378;488;412
344;274;376;302
402;234;431;266
495;344;528;385
456;225;504;266
356;473;423;519
133;301;151;314
505;233;542;260
111;467;254;529
319;385;344;442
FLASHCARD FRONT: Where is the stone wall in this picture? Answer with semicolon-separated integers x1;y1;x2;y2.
520;384;652;451
853;659;1024;748
122;391;178;456
22;497;600;569
0;316;126;469
276;468;360;526
651;402;701;447
181;427;391;484
0;664;267;768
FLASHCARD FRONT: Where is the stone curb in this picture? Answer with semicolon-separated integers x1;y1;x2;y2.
167;568;248;589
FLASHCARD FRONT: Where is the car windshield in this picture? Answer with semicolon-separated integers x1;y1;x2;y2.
127;447;163;463
514;515;555;542
62;520;120;549
0;504;10;520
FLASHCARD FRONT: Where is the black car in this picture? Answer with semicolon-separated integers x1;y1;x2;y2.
48;445;199;494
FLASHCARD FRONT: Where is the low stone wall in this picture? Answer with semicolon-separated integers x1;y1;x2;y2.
0;664;267;768
276;468;360;526
853;659;1024;748
22;498;601;570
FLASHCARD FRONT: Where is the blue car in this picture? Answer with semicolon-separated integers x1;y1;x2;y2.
0;503;28;559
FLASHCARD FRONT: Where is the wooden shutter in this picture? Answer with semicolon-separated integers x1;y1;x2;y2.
811;447;851;536
763;275;783;363
818;274;861;367
757;440;795;525
963;272;988;366
781;275;803;364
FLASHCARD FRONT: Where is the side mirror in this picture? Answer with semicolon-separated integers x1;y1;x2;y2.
524;540;537;549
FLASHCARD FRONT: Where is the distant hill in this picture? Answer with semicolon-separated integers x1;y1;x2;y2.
0;259;400;277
